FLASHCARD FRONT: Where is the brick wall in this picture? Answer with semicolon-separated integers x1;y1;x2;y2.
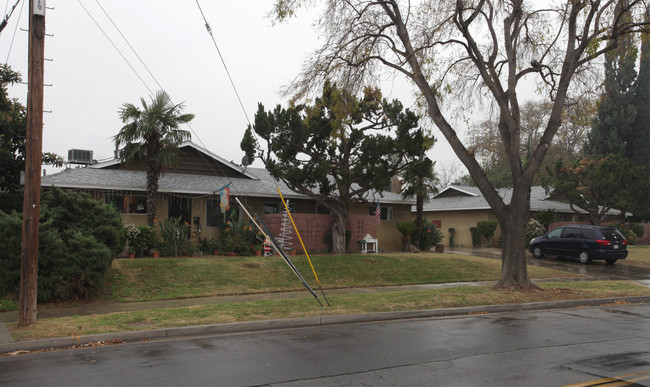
260;213;377;253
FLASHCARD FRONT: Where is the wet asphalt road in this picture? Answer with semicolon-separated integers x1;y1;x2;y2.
1;304;649;386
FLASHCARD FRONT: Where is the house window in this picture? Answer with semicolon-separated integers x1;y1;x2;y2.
316;204;330;214
263;203;280;214
206;198;223;227
368;205;393;221
263;202;294;214
106;195;147;214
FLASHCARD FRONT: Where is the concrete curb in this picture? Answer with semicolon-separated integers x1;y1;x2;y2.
2;295;649;355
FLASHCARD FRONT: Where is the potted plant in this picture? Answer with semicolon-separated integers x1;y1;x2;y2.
252;244;263;256
127;247;136;259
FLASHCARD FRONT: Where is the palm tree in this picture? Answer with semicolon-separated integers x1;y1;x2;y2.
114;91;195;225
400;156;439;250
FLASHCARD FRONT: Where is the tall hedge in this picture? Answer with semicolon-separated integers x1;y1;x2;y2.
0;188;124;302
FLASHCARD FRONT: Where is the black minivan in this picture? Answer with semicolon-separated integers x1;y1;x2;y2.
529;225;628;264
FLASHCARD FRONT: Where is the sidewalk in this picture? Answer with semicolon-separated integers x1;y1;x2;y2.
2;278;650;355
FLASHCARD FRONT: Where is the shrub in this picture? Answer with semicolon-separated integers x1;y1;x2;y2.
0;210;22;296
124;224;158;257
476;220;498;247
157;217;191;257
617;223;641;245
0;188;124;302
395;221;417;236
525;219;546;246
411;219;444;251
631;223;645;239
198;236;221;254
448;227;456;248
469;227;480;247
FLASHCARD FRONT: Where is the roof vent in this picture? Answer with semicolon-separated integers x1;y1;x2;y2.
68;149;94;165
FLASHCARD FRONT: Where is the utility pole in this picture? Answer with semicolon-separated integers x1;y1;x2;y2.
19;0;45;327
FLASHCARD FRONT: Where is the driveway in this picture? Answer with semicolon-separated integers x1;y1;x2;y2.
448;247;650;280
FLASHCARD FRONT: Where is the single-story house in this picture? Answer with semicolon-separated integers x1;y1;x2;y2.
42;141;413;252
420;185;622;248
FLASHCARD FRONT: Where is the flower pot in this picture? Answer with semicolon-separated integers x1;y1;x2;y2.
152;251;160;258
227;252;238;257
254;250;262;257
128;252;135;259
289;249;296;256
213;249;219;256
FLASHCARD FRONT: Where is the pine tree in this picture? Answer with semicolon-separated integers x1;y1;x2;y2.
585;3;638;157
630;8;650;173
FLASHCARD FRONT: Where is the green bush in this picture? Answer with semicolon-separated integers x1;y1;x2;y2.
411;219;444;251
617;222;642;245
157;216;191;257
0;188;124;302
469;227;480;247
198;236;221;254
124;224;158;257
0;210;22;295
525;219;546;246
631;223;645;239
477;220;498;247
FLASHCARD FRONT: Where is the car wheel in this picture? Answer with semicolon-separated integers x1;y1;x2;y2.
532;246;544;259
605;259;617;265
578;250;592;264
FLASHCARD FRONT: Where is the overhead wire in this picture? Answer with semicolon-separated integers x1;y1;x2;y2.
3;0;24;64
76;0;154;95
195;0;251;128
79;0;247;201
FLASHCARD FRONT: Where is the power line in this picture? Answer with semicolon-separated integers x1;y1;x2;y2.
3;0;24;64
94;0;164;92
195;0;251;128
76;0;154;95
0;0;21;34
79;1;250;200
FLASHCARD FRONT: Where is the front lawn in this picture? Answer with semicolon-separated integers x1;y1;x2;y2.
625;245;650;267
103;252;579;303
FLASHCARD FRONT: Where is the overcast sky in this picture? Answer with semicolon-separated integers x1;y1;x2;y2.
1;0;461;175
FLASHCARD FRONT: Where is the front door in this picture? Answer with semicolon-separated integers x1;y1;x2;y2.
168;196;192;228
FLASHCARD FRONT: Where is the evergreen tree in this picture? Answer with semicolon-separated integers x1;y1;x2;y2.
242;82;430;254
585;2;638;157
630;8;650;173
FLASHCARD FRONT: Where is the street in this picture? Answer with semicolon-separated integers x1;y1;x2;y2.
1;303;649;386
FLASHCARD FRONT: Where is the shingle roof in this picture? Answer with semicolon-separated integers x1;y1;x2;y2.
421;185;614;214
42;142;411;204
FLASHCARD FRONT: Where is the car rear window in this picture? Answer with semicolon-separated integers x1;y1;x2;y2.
601;229;626;241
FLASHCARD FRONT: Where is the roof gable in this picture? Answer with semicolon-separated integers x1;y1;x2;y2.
92;141;256;179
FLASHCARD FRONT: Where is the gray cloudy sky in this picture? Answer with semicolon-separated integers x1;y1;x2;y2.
2;0;459;174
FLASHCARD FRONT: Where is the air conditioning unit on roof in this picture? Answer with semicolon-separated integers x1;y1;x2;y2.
68;149;94;165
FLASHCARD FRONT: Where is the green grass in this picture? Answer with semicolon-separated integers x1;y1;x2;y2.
8;280;650;341
102;253;578;302
625;245;650;267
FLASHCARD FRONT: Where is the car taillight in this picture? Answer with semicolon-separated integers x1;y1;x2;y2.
622;240;628;246
596;239;611;246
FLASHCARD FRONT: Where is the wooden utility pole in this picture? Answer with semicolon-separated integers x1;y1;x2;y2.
19;0;46;326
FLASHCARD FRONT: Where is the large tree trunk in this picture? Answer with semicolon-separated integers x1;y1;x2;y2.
331;207;348;254
494;185;537;290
